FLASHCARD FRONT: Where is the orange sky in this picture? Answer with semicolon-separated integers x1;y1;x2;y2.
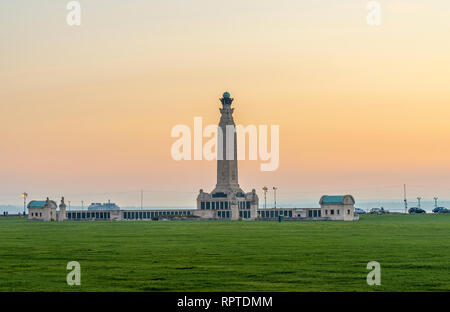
1;1;450;206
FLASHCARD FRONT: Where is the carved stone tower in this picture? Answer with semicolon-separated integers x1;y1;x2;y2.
195;91;259;220
212;91;244;195
58;197;66;221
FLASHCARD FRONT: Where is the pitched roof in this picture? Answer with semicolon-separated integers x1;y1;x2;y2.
319;195;355;205
321;196;345;204
27;200;47;208
27;200;57;209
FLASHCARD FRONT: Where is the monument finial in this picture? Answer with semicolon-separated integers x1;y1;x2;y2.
220;91;233;105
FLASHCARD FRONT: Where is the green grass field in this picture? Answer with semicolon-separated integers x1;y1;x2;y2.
0;214;449;291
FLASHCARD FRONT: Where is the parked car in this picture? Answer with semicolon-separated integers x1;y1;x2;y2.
408;207;426;214
369;207;389;214
355;208;366;214
432;207;449;213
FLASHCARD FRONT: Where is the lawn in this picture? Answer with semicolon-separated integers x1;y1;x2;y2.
0;214;449;291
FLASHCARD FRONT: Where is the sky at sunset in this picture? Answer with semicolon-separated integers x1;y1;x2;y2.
1;1;450;208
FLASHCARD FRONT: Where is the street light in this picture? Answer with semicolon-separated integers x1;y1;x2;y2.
21;192;28;216
262;186;268;209
273;187;277;208
417;197;422;209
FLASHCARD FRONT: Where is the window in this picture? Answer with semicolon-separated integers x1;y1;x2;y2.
331;210;334;215
212;202;215;210
288;211;292;217
220;202;224;209
347;209;350;215
206;202;210;210
337;210;340;215
225;202;229;209
325;210;328;215
318;210;321;217
308;210;313;218
246;201;251;209
201;202;205;210
239;211;242;218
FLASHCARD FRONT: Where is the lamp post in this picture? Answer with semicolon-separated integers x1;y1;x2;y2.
273;187;277;208
262;186;268;209
417;197;422;209
433;197;438;208
21;192;28;216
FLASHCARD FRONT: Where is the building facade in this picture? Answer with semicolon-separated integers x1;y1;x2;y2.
28;198;59;221
88;200;120;211
320;195;357;221
27;196;358;222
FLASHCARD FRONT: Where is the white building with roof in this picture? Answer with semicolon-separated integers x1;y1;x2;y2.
319;195;357;221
